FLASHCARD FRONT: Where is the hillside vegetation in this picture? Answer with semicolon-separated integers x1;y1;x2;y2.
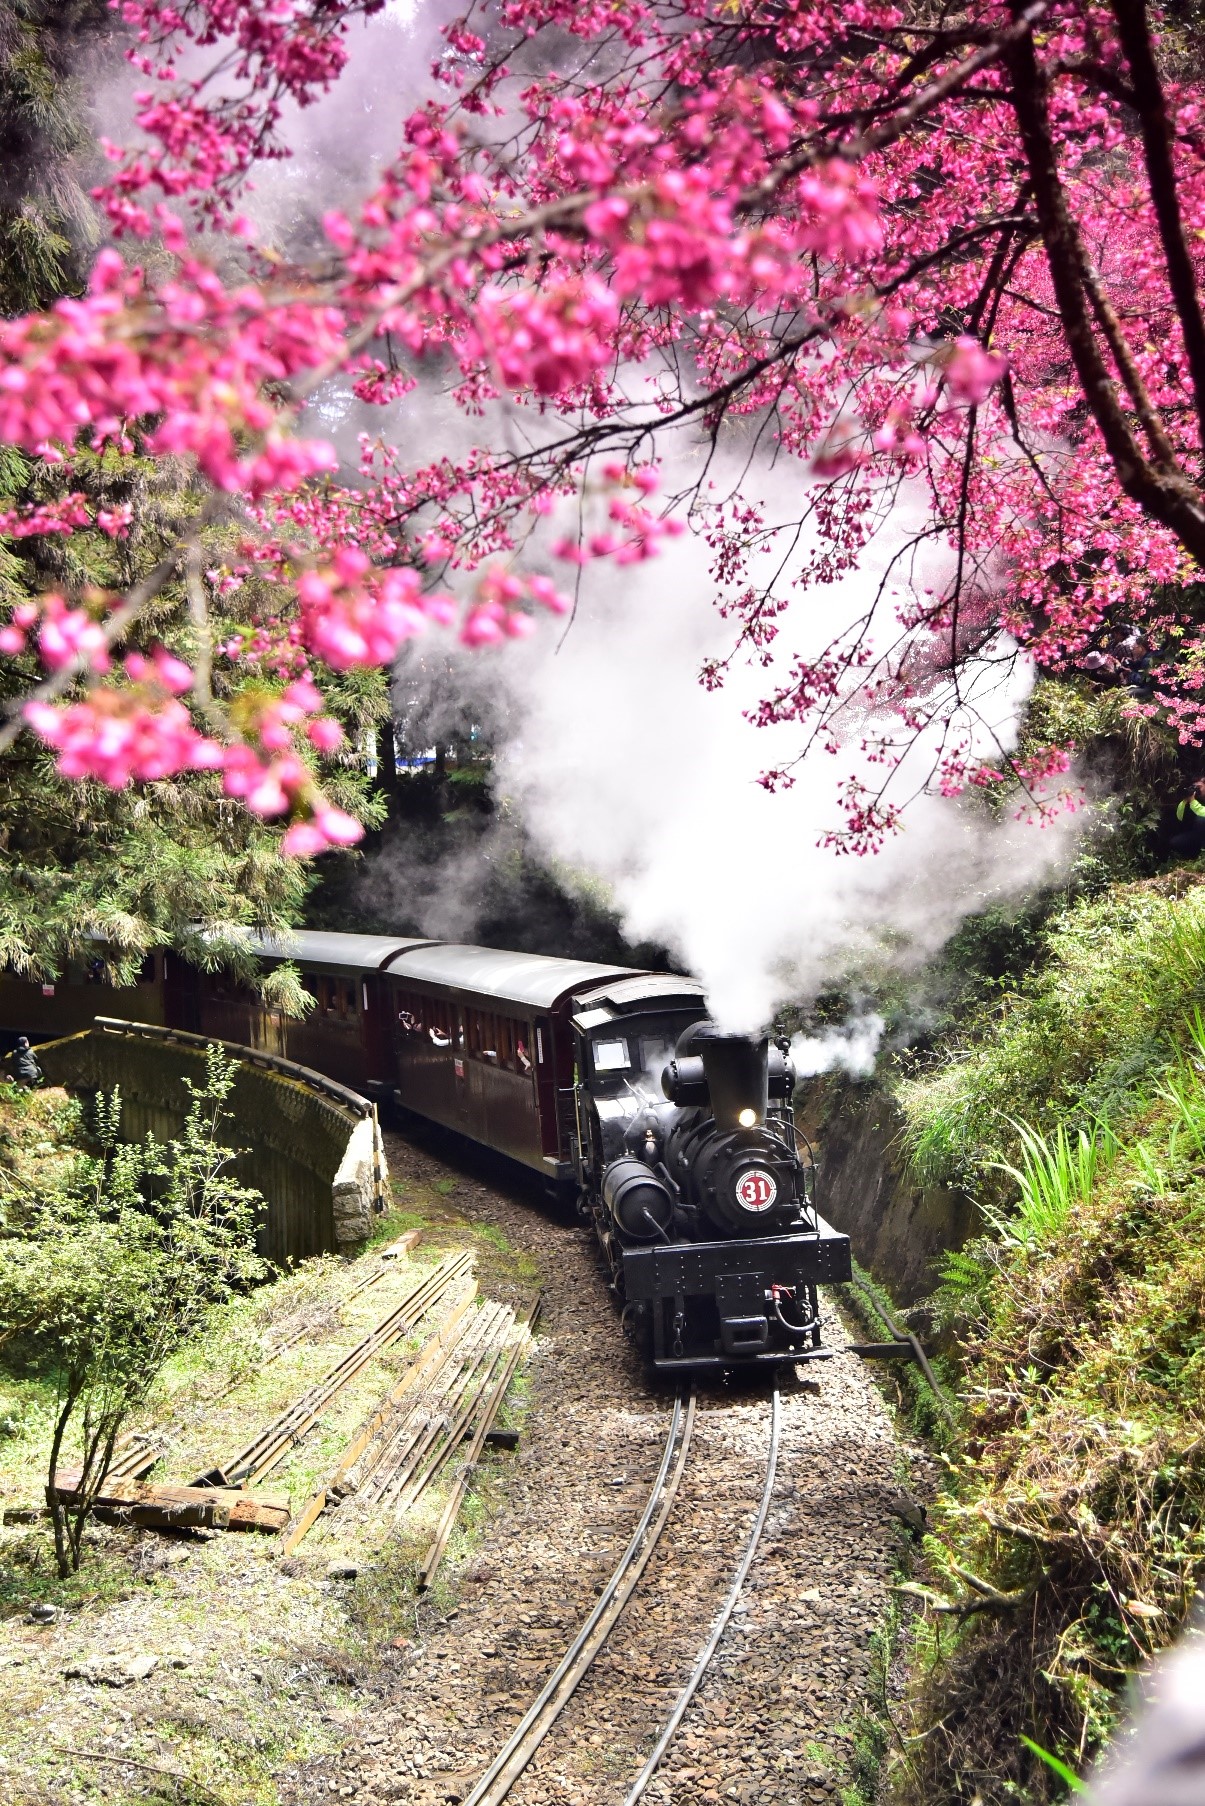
890;875;1205;1803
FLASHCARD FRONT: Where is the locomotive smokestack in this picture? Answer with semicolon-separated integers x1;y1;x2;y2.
662;1021;769;1129
700;1030;769;1131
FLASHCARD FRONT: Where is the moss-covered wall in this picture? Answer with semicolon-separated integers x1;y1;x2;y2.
37;1030;367;1264
816;1080;981;1304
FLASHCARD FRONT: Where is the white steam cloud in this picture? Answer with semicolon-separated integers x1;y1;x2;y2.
790;1014;886;1080
460;465;1082;1033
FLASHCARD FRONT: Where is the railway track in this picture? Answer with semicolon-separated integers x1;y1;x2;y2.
461;1385;782;1806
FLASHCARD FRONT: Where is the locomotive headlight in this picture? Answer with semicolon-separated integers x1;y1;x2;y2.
738;1107;757;1128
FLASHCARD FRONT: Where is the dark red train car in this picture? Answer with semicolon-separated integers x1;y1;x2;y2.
382;943;708;1181
165;931;434;1094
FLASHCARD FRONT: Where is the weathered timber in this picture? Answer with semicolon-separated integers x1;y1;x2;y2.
279;1489;328;1557
351;1227;423;1297
276;1284;479;1554
223;1251;473;1485
104;1432;166;1483
379;1303;512;1516
331;1286;477;1495
417;1296;541;1591
390;1313;513;1518
52;1470;290;1534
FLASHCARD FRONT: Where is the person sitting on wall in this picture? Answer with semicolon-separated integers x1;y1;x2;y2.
1170;777;1205;858
10;1037;42;1089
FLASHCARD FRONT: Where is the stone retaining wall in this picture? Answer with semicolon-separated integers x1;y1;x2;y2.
38;1028;384;1264
814;1080;981;1305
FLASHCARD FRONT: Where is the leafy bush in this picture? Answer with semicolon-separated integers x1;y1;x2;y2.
0;1046;265;1575
898;874;1205;1199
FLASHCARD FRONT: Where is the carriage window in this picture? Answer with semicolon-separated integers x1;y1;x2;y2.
301;972;319;1003
344;981;358;1016
496;1016;512;1068
593;1038;631;1073
137;954;156;985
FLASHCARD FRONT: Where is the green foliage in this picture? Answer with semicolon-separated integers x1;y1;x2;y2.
0;1045;265;1575
1020;1737;1087;1795
986;1117;1118;1248
897;875;1205;1198
255;958;317;1020
893;897;1205;1804
0;2;110;314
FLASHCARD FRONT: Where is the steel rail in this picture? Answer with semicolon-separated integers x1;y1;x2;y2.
847;1274;955;1425
622;1388;782;1806
461;1391;695;1806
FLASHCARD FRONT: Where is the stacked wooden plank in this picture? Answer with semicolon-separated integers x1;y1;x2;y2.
51;1471;290;1535
221;1250;474;1487
279;1290;538;1560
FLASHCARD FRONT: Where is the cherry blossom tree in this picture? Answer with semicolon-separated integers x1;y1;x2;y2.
4;0;1205;854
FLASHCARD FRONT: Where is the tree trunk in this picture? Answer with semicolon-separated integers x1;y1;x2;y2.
46;1382;82;1579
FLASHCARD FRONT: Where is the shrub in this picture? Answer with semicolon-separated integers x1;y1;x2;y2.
0;1045;265;1575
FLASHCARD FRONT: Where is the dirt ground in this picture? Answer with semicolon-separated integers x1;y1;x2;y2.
0;1122;927;1806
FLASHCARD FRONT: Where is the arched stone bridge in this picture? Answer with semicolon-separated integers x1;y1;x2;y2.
37;1017;388;1266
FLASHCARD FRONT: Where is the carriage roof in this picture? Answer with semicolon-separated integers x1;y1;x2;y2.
241;930;435;971
383;942;640;1011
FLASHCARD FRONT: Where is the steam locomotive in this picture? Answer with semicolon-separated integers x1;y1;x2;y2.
0;931;851;1369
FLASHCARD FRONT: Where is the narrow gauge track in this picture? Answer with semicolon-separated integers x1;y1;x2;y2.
462;1387;781;1806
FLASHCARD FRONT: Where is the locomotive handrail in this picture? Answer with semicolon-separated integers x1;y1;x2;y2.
92;1016;374;1120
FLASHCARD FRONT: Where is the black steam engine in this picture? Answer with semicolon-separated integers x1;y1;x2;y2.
574;1014;852;1370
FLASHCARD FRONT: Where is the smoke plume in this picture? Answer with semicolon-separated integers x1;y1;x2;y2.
790;1014;887;1080
432;463;1085;1033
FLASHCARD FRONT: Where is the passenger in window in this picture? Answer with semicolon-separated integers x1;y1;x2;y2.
429;1025;451;1048
516;1038;533;1075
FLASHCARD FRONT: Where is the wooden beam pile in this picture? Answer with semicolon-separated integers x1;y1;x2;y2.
51;1471;290;1535
221;1250;474;1487
278;1289;539;1558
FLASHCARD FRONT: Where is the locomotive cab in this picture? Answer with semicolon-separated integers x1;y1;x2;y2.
573;1008;852;1370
